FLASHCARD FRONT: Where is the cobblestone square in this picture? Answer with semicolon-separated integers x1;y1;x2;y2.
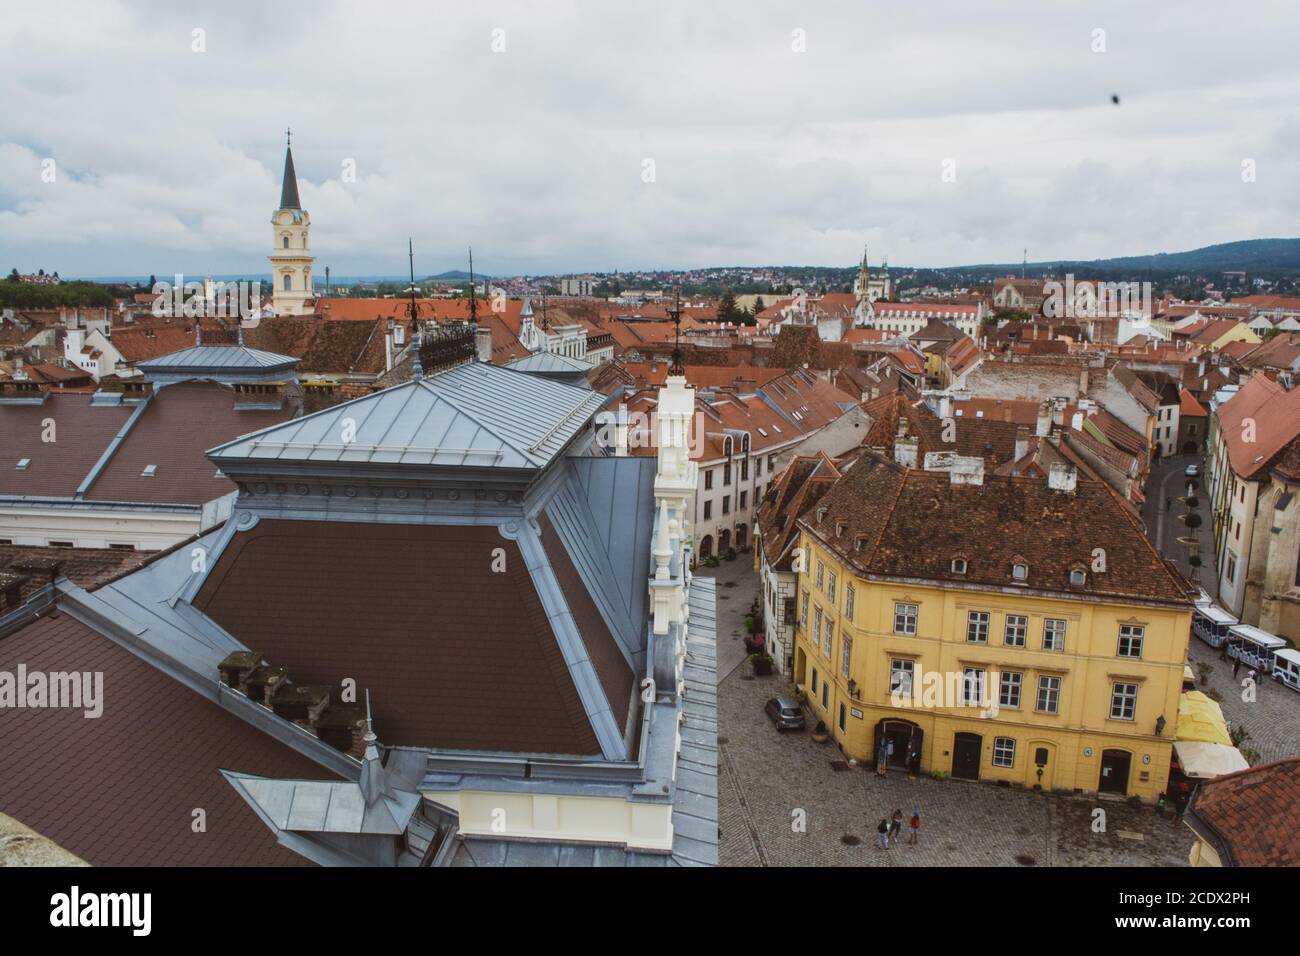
709;555;1200;867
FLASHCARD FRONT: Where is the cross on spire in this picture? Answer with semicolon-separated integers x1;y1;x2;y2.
285;127;292;146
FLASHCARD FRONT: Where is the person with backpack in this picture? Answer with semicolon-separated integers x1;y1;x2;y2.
877;818;889;849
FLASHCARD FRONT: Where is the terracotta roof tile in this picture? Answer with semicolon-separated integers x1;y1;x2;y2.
1185;757;1300;866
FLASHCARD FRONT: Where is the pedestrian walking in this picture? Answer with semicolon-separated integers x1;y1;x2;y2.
890;809;903;842
1233;658;1241;679
877;818;889;849
885;737;895;770
875;738;888;776
908;809;921;845
1247;668;1258;689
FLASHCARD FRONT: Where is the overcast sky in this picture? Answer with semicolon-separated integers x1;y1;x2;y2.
3;0;1299;278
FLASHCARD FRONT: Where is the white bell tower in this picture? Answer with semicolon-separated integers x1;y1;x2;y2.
269;130;313;316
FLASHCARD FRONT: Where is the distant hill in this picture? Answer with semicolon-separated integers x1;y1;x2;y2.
427;270;494;281
948;239;1300;276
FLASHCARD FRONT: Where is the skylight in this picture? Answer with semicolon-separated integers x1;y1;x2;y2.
15;458;30;470
142;464;158;477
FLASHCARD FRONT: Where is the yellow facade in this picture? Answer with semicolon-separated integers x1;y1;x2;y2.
792;534;1191;801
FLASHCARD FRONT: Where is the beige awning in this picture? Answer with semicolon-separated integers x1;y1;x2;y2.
1173;740;1250;779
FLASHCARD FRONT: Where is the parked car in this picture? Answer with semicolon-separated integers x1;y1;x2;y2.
1185;463;1200;477
764;696;806;731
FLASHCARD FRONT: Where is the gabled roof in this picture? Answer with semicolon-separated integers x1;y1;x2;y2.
209;361;606;473
1215;374;1300;479
136;344;300;376
509;350;592;375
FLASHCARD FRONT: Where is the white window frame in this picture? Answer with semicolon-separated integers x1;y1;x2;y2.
992;737;1016;769
1043;618;1066;652
894;603;918;636
1035;675;1061;714
966;610;990;644
1110;682;1138;721
1004;614;1027;647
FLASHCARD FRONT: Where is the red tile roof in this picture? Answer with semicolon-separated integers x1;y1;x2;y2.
1185;757;1300;866
0;612;336;865
1215;374;1300;478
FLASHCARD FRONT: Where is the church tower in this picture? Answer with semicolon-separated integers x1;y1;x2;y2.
269;132;313;316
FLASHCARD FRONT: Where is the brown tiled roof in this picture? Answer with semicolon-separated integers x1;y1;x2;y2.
0;394;133;497
537;513;633;733
758;452;843;572
0;544;151;607
863;393;1021;471
1185;757;1300;866
83;382;296;505
0;612;335;865
1215;374;1300;479
800;451;1191;604
194;519;603;755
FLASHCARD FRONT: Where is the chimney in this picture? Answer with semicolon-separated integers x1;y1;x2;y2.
1014;426;1030;462
1036;400;1052;438
894;433;919;469
948;455;984;486
475;325;493;363
1048;462;1077;493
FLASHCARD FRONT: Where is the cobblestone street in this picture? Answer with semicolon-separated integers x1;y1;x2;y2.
710;553;1198;867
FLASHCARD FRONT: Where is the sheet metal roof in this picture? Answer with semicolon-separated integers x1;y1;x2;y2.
509;351;593;375
209;361;606;472
136;344;300;373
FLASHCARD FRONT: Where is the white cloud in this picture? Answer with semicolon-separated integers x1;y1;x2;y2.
2;0;1297;277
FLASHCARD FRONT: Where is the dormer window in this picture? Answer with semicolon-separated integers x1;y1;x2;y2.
951;557;967;575
1069;567;1087;587
816;507;828;522
1011;561;1028;582
724;436;733;456
835;521;846;537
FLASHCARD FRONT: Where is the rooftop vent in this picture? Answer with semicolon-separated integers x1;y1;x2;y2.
141;464;157;477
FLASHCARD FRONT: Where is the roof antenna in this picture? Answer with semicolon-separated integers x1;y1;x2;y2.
668;288;684;375
237;316;245;348
408;238;423;380
194;317;202;348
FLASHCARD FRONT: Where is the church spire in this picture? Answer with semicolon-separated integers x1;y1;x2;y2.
279;130;301;211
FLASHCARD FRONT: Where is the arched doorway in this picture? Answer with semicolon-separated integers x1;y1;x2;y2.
1182;441;1200;455
718;528;731;553
1099;749;1131;795
698;535;713;559
794;647;807;686
873;718;923;772
735;524;748;549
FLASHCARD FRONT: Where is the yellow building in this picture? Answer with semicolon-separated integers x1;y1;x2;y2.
790;451;1195;802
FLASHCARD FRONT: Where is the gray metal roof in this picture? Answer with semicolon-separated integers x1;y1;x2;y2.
209;361;607;472
223;772;420;836
509;351;592;375
136;345;300;373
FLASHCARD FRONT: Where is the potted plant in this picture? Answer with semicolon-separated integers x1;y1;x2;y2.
811;720;829;743
749;652;774;677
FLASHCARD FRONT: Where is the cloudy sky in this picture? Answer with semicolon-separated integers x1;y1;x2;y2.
3;0;1299;278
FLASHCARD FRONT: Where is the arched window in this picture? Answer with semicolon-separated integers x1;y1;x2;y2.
282;236;289;249
282;274;292;292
